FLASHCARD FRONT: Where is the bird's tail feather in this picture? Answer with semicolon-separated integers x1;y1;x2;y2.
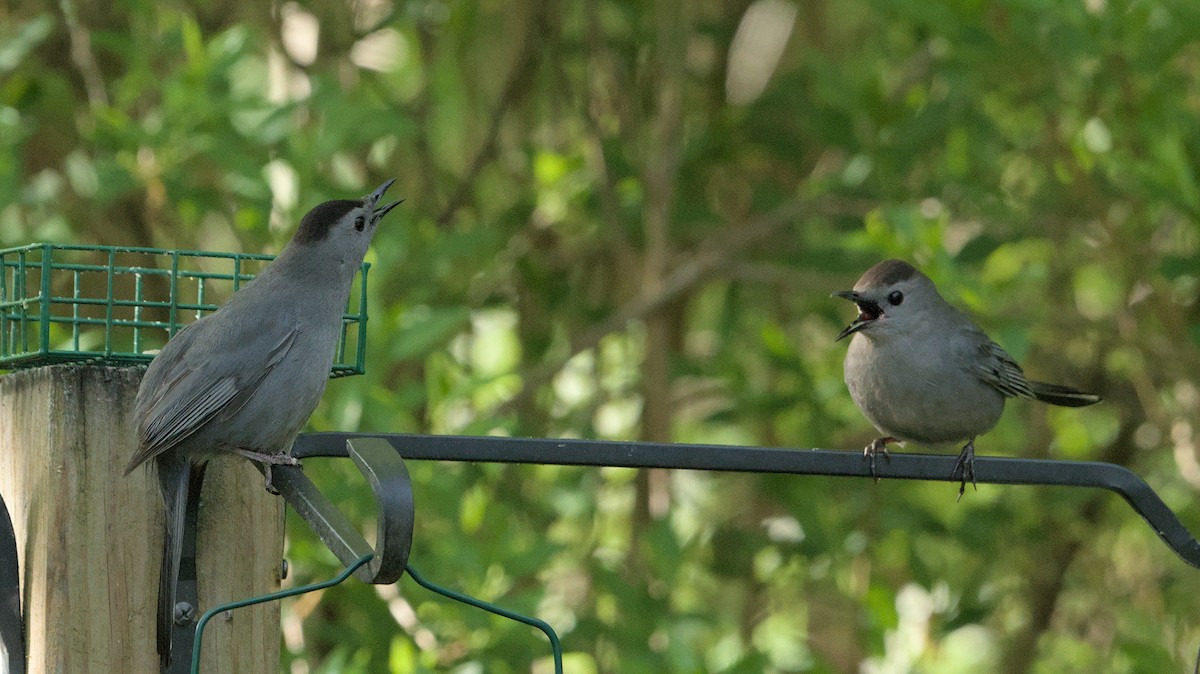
1030;381;1101;408
157;457;206;669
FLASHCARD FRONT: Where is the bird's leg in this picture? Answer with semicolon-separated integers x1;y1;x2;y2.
224;448;302;495
863;436;897;481
951;437;977;500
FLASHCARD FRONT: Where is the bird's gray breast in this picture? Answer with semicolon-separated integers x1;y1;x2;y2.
844;328;1005;445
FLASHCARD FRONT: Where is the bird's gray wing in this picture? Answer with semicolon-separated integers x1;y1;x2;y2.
125;312;299;473
972;338;1036;400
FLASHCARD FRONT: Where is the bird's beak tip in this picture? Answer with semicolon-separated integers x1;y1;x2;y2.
366;178;397;203
833;290;867;342
834;321;862;342
375;199;402;221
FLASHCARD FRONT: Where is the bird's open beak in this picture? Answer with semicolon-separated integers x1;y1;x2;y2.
831;290;881;341
365;178;402;223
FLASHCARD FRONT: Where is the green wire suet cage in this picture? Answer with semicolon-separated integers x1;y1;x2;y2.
0;243;369;376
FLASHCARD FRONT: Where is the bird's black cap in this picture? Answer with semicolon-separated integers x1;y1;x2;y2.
856;259;919;290
294;200;359;244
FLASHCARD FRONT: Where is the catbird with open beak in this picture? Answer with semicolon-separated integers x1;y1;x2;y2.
832;259;1100;497
124;179;400;668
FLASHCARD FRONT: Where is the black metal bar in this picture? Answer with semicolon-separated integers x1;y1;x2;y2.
0;492;24;674
293;432;1200;570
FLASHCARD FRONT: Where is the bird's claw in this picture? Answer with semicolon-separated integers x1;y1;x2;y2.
951;439;978;501
863;437;894;482
262;455;302;494
264;467;280;495
226;448;302;494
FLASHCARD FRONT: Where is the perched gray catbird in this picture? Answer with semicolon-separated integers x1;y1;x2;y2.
832;259;1100;496
124;179;399;667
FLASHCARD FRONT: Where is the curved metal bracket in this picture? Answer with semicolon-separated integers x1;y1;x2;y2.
274;438;414;584
0;491;23;674
165;441;413;674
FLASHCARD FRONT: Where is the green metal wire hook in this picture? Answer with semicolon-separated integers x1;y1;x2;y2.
405;563;565;674
190;553;373;674
189;555;563;674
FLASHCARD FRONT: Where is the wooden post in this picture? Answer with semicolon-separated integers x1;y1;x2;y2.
0;365;283;673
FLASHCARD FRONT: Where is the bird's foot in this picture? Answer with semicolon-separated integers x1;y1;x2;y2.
951;438;977;501
863;437;896;482
225;448;302;495
261;455;302;495
263;467;280;495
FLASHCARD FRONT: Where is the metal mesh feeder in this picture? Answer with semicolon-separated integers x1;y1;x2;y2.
0;243;369;376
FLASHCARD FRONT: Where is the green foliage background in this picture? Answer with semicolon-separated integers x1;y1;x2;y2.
4;0;1200;671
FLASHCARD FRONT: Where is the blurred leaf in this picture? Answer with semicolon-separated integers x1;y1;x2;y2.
0;14;53;74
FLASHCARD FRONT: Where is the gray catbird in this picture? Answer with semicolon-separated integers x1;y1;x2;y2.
833;259;1100;496
124;179;399;666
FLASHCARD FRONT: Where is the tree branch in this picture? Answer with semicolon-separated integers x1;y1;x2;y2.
581;2;625;241
433;6;543;227
497;194;862;418
1000;382;1142;674
58;0;109;107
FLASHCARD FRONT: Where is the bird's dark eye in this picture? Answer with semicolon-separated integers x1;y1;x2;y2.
888;290;904;306
354;215;365;231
